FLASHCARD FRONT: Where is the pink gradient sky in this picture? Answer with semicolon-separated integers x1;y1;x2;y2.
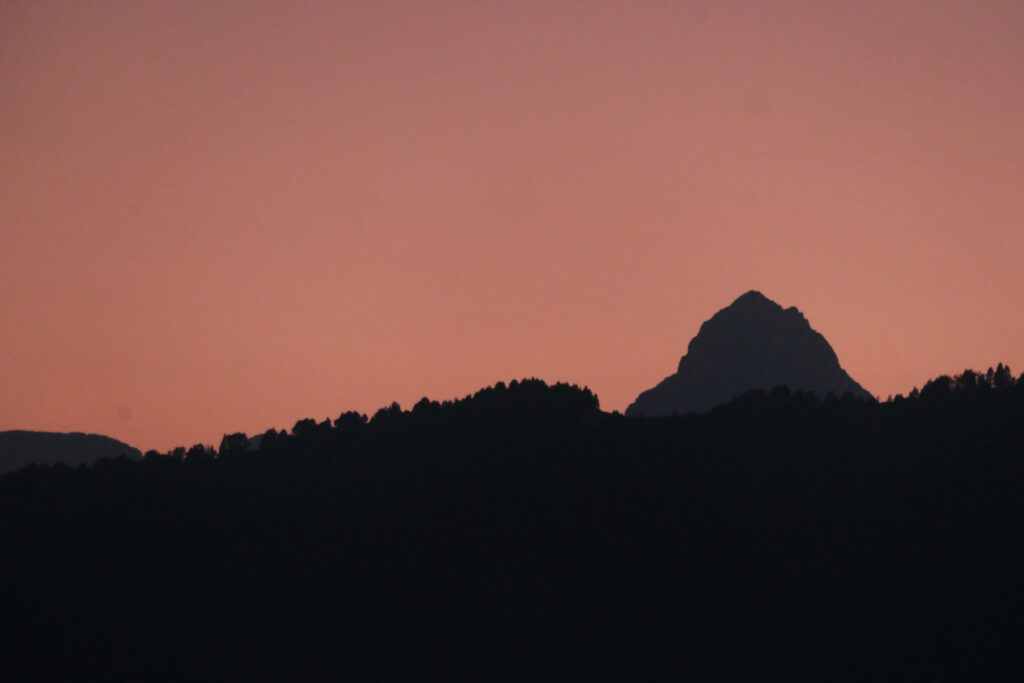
2;1;1023;452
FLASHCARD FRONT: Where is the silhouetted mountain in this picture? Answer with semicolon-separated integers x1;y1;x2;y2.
627;290;871;416
0;430;141;475
3;371;1024;680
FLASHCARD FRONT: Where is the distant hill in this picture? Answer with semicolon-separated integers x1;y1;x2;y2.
0;430;141;475
627;290;872;416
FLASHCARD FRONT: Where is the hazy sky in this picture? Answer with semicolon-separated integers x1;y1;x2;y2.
3;0;1023;452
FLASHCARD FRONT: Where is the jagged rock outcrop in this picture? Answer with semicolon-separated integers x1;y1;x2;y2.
626;291;872;416
0;430;141;476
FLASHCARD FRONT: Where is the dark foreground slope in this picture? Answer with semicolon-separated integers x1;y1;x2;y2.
0;430;140;475
2;373;1024;681
628;291;871;416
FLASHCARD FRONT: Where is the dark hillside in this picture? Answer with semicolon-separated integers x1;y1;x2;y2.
0;430;141;475
2;373;1024;681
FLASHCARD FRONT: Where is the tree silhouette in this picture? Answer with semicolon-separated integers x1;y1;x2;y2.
1;372;1022;680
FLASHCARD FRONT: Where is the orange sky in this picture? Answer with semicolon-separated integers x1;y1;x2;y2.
2;0;1023;452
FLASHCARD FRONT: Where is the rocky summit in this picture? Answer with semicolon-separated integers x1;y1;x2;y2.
626;291;872;416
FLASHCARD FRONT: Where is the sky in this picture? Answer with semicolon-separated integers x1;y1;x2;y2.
2;0;1023;452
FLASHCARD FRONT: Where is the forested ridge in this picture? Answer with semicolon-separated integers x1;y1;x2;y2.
3;368;1024;681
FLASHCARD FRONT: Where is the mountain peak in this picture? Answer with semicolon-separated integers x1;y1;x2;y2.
627;292;871;416
732;289;773;305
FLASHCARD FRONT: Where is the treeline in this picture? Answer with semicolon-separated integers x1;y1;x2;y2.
2;369;1024;681
151;378;601;464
